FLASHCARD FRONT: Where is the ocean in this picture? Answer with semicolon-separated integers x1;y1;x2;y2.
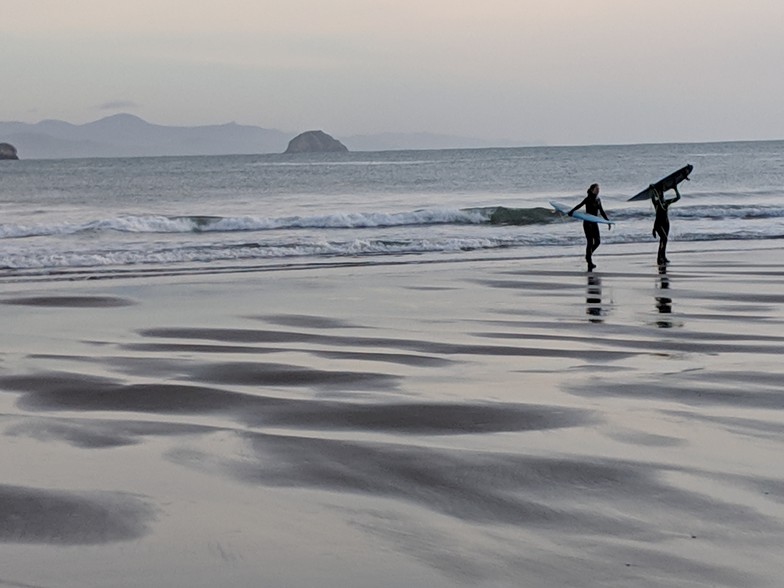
2;140;783;280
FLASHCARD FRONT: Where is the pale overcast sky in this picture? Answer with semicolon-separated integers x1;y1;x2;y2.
3;0;783;145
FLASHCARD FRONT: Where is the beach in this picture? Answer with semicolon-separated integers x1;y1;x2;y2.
1;240;783;587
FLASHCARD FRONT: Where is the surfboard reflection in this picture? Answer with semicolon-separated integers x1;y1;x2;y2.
655;265;673;328
586;274;604;323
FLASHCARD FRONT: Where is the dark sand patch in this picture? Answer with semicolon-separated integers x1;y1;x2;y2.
2;372;246;414
256;314;365;329
606;429;686;448
675;370;784;387
170;433;777;537
1;295;134;308
0;371;587;435
0;484;154;545
239;401;590;434
310;350;454;367
190;361;401;391
566;378;784;410
402;285;457;291
5;417;210;449
472;330;784;355
123;342;282;355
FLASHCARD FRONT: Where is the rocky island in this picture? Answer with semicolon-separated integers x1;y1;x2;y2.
284;130;348;154
0;143;19;160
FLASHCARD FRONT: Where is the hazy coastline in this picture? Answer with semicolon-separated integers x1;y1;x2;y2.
0;113;525;160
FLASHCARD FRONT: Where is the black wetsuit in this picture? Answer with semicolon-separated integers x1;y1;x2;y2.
570;195;609;268
652;188;680;263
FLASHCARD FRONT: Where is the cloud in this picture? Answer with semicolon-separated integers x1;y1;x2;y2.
97;100;141;111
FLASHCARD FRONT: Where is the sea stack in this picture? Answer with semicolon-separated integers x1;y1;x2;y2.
0;143;19;160
284;130;348;154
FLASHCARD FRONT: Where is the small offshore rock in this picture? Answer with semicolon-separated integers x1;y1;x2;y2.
284;131;348;154
0;142;19;160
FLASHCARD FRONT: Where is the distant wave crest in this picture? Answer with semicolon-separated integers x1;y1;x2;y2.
0;206;559;239
4;203;784;241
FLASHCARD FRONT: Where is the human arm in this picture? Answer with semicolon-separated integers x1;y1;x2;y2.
597;199;610;224
568;197;587;216
650;185;663;208
665;186;681;206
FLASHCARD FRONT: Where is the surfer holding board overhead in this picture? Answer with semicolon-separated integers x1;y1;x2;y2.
652;185;680;265
628;164;692;265
567;183;611;271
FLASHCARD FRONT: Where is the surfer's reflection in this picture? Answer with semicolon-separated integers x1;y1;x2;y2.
655;265;673;328
586;274;604;323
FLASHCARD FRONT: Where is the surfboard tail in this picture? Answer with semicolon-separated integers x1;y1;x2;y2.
628;186;654;202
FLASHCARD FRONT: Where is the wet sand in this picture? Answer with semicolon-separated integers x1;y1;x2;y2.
1;243;783;587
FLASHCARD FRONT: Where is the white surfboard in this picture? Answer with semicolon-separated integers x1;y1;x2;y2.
550;201;614;226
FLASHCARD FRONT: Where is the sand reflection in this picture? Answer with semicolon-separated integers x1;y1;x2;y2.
655;265;674;328
586;274;604;323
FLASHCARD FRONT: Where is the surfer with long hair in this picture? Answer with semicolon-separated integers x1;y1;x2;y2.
569;183;610;270
651;185;680;264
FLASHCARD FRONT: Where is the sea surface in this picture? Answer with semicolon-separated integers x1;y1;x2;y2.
1;140;783;280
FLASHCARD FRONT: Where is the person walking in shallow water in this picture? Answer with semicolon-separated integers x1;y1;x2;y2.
651;185;680;264
569;183;610;270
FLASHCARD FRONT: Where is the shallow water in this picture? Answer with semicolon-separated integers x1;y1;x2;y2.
2;141;784;279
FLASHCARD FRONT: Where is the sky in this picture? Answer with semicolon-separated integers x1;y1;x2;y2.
2;0;784;146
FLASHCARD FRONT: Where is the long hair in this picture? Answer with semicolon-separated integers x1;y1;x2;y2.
587;183;599;197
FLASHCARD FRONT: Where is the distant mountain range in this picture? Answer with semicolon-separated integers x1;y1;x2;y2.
0;114;289;159
0;114;520;159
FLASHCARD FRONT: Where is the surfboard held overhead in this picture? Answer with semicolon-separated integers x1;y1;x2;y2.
628;164;693;202
550;201;614;226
